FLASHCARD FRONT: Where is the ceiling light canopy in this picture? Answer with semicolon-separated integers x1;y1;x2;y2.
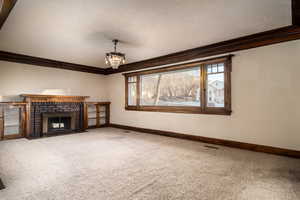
105;39;126;69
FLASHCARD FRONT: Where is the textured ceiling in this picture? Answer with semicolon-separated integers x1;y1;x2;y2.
0;0;292;68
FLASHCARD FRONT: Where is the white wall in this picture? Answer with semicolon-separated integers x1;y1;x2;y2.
106;40;300;151
1;40;300;151
0;62;108;102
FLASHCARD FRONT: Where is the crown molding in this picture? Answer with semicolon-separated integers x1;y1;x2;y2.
1;26;300;76
1;0;300;75
105;25;300;74
0;51;106;75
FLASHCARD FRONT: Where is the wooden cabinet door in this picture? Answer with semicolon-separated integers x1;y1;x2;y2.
1;105;26;140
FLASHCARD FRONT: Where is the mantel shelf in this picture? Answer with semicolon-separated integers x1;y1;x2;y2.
20;94;90;103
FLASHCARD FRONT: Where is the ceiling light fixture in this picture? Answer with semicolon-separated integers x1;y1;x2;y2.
105;39;126;69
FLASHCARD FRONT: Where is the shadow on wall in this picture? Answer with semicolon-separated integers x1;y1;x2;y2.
0;178;5;190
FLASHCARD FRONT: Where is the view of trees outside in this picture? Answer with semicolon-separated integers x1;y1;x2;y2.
140;67;200;106
206;63;225;107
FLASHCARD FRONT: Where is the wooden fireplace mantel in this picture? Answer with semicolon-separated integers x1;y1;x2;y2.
20;94;90;103
0;95;112;140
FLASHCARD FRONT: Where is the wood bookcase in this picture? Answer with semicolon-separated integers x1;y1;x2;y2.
0;95;111;140
84;102;110;129
0;102;27;140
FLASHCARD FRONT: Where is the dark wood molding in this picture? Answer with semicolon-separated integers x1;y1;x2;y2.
124;56;232;115
1;26;300;75
105;25;300;74
109;123;300;158
122;55;233;77
0;0;17;29
2;25;300;75
1;0;300;75
292;0;300;25
0;51;106;75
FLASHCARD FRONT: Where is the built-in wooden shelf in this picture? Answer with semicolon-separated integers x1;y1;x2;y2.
0;95;110;140
85;102;110;129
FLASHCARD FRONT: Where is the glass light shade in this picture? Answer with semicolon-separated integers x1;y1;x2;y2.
105;52;125;69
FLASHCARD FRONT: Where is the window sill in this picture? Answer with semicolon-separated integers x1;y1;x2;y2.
125;106;232;115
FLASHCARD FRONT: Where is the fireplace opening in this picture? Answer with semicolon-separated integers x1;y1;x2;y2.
42;112;76;135
48;116;71;132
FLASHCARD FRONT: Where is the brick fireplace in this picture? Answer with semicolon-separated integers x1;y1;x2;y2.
21;94;89;138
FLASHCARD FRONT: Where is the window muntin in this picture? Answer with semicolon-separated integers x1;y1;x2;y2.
140;67;200;107
127;76;137;106
125;56;232;115
206;63;225;108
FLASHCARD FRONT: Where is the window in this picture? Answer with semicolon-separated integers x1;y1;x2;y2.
206;63;225;108
124;55;232;115
127;76;137;106
140;67;200;107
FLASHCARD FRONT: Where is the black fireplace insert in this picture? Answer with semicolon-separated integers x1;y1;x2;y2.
48;116;71;133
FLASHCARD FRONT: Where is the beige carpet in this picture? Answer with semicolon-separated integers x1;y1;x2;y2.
0;127;299;200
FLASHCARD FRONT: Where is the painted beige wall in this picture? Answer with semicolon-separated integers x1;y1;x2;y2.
106;40;300;151
0;62;108;102
1;40;299;151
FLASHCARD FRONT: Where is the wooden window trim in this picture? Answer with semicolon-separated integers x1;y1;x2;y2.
124;55;233;115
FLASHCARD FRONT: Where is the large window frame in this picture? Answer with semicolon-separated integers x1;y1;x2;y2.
124;55;232;115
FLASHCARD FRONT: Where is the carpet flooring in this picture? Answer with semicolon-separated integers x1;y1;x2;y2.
0;127;299;200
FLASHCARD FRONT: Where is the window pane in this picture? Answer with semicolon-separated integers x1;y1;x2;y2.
128;83;137;106
212;64;218;73
140;67;201;106
4;107;20;135
218;63;224;72
88;105;97;118
207;65;212;73
128;76;137;82
207;73;225;108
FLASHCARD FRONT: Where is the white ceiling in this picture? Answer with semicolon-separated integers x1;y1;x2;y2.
0;0;292;68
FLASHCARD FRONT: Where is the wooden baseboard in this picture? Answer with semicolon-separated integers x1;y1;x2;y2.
109;123;300;158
